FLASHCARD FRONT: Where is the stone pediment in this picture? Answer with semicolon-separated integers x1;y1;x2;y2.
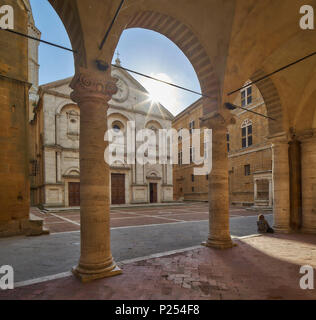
109;66;174;121
39;67;174;121
40;77;73;97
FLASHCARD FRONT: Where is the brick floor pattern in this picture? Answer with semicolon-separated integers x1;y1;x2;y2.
1;233;315;300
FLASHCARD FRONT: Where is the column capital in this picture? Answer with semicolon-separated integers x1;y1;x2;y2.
296;128;316;144
268;132;291;145
200;109;236;129
70;68;118;104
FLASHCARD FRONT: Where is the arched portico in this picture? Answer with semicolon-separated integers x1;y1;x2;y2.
46;0;316;281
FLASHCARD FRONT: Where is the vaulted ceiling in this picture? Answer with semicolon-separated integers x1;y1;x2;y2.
48;0;316;135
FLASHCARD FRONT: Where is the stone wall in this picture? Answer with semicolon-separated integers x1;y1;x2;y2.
0;0;45;236
173;84;273;206
173;99;209;201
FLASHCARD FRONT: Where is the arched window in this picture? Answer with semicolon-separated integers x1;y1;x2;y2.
113;124;121;132
241;85;252;107
178;128;183;141
241;119;253;148
67;110;80;136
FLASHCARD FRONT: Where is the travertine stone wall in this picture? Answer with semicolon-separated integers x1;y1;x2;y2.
300;133;316;233
0;0;30;236
173;84;272;206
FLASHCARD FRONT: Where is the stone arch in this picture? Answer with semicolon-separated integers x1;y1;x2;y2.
146;169;161;178
145;119;163;130
112;159;127;167
241;119;253;128
64;167;80;176
293;70;316;133
47;0;86;67
126;10;220;115
108;112;132;134
107;111;133;123
250;70;285;136
56;103;79;116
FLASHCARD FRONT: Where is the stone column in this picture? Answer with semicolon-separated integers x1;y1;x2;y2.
288;139;302;231
268;179;273;207
55;114;61;146
202;111;234;249
70;68;121;282
56;151;61;183
300;132;316;233
271;136;291;233
254;179;258;202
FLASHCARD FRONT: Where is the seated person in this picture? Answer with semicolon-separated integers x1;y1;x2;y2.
257;214;274;233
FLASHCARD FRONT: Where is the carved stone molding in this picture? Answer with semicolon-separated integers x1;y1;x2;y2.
200;109;236;129
268;131;291;145
70;68;118;104
296;128;316;143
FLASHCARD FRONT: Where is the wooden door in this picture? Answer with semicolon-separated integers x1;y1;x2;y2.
150;183;158;203
111;173;125;205
69;182;80;206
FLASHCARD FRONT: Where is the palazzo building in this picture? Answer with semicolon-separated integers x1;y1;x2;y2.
173;83;273;208
30;59;174;208
0;0;47;237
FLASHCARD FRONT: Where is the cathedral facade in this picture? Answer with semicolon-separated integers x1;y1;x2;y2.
30;61;174;208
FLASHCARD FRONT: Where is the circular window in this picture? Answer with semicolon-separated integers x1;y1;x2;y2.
70;119;77;124
112;120;124;133
113;124;121;132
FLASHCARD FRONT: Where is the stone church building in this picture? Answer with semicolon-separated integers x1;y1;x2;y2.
30;59;174;208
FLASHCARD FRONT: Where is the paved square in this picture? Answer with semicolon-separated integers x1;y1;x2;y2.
1;233;315;300
1;204;273;284
31;203;269;234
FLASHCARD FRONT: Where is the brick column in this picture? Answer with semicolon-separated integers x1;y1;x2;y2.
202;111;235;249
70;68;121;282
300;131;316;234
271;136;291;233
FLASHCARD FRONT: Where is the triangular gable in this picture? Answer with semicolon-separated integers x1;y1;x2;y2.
112;66;174;120
39;68;174;121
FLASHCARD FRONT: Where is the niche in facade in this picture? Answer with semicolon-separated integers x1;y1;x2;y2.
67;110;80;138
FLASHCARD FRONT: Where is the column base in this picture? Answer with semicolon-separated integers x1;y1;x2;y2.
202;238;236;249
72;263;122;283
299;227;316;235
273;226;292;234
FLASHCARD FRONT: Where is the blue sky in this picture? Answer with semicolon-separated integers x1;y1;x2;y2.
30;0;201;115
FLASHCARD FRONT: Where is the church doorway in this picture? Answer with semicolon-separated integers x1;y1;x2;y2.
68;182;80;207
149;183;158;203
111;173;125;205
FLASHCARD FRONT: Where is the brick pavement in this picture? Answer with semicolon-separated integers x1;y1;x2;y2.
1;233;315;300
31;203;270;234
